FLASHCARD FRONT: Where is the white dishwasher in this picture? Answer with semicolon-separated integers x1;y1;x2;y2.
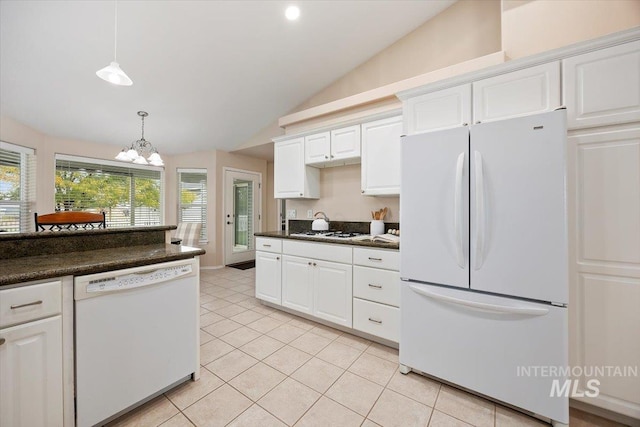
74;258;200;427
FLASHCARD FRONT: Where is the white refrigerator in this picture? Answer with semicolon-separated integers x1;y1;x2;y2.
399;110;569;425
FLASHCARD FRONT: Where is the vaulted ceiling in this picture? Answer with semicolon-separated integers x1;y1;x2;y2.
0;0;455;154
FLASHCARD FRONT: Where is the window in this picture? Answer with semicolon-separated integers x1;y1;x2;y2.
55;155;163;228
177;169;207;242
0;141;36;233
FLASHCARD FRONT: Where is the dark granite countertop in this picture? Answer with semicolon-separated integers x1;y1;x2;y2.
0;244;205;288
254;231;399;250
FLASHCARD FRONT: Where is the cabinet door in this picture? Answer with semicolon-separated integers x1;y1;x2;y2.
305;132;331;165
274;138;320;199
404;84;471;135
330;125;361;161
568;127;640;419
473;62;560;124
0;316;63;427
274;138;305;198
281;255;313;315
313;260;352;327
255;251;282;305
563;40;640;129
361;116;403;196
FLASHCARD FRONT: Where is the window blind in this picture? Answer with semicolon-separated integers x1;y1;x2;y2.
177;169;207;241
55;155;163;228
0;141;36;233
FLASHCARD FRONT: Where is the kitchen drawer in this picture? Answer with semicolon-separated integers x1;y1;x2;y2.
283;240;352;264
353;266;400;307
256;237;282;253
0;280;62;328
353;247;399;271
353;298;399;343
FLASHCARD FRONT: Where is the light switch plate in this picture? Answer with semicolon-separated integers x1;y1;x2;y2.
307;210;313;219
287;209;297;219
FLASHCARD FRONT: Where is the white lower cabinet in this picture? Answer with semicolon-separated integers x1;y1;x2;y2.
255;251;282;305
352;247;401;342
313;260;352;327
282;255;314;315
353;298;399;343
0;282;63;427
256;239;399;338
281;255;353;327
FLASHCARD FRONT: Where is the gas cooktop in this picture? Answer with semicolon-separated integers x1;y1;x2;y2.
290;231;368;240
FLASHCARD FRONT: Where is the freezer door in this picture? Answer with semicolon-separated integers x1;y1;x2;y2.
400;281;568;423
400;127;470;288
470;110;568;304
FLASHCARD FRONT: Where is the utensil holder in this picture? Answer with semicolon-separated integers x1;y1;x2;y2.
370;220;384;236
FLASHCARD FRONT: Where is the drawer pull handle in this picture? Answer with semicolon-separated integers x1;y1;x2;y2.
368;284;382;289
276;257;280;260
368;317;382;324
10;300;43;309
263;244;272;247
313;262;317;266
368;257;382;261
0;338;5;345
308;262;312;266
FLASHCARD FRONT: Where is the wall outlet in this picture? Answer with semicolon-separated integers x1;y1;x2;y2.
287;209;297;219
307;210;313;219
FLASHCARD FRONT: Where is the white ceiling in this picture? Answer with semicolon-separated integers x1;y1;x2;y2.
0;0;455;155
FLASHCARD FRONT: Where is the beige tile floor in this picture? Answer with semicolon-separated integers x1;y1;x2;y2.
108;267;626;427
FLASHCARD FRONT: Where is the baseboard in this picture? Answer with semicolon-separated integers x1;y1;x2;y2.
570;398;640;426
200;265;225;270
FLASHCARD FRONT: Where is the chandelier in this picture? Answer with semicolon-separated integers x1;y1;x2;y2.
115;111;164;166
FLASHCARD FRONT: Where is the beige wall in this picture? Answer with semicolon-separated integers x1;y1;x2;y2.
287;165;400;224
295;0;502;112
214;151;268;267
266;162;277;230
1;116;131;216
502;0;640;59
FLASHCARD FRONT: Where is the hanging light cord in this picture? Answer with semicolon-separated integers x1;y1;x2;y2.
140;114;145;140
113;1;118;61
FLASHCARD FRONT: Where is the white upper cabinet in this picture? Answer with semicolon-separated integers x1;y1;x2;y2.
473;62;561;124
305;126;361;167
331;125;361;161
404;84;471;135
304;132;331;164
361;116;403;196
563;40;640;129
274;137;320;199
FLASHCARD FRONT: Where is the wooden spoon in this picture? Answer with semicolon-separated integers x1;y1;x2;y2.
382;207;388;220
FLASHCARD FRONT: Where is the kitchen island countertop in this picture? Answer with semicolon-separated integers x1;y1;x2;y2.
0;244;205;288
255;230;399;250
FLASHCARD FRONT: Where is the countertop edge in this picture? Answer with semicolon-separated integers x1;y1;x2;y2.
254;231;399;250
0;246;206;287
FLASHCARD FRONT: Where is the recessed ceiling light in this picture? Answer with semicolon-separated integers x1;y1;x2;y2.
285;5;300;21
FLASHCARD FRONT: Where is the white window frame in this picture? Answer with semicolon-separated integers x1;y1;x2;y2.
54;154;165;227
0;141;36;233
177;168;208;243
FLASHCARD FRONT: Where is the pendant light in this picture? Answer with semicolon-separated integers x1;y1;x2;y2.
96;1;133;86
115;112;164;166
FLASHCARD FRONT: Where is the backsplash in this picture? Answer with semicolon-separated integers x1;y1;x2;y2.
285;164;400;222
289;219;400;234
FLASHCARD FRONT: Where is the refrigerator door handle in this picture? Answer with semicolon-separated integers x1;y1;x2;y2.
474;151;485;270
454;152;466;268
408;284;550;316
